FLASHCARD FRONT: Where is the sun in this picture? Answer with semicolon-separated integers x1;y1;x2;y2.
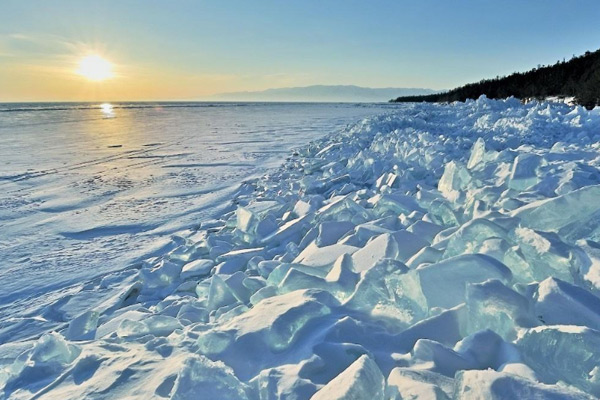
76;55;114;81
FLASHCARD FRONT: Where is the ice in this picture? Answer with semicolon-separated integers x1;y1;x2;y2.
578;240;600;292
411;339;475;377
5;99;600;398
117;314;181;338
370;193;425;217
293;242;359;269
467;137;486;170
30;332;81;365
171;355;250;400
387;368;454;399
180;259;214;279
508;153;543;190
465;279;535;340
315;220;355;246
139;259;183;292
397;306;466;351
207;274;243;312
406;246;443;268
418;254;512;309
197;289;338;376
438;161;471;202
517;325;600;395
407;220;444;243
454;369;594;399
345;258;419;327
533;277;600;329
325;253;359;292
278;267;329;294
252;363;317;399
453;329;515;370
513;227;577;282
351;231;427;272
236;202;281;240
511;184;600;234
311;355;385;400
66;310;100;341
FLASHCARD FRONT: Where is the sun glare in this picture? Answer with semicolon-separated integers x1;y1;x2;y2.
77;55;114;81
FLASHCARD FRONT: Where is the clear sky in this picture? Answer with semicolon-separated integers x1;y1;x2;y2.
1;0;600;102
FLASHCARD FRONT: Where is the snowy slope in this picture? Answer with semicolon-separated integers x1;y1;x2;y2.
2;97;600;399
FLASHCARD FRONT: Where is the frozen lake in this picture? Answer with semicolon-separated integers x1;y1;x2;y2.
3;98;600;398
0;102;394;336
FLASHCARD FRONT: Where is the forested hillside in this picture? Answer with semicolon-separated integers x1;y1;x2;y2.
392;49;600;108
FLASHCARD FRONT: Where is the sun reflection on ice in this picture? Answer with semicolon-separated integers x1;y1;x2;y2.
100;103;115;118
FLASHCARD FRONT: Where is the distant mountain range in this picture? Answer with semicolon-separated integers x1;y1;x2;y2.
392;48;600;108
206;85;436;103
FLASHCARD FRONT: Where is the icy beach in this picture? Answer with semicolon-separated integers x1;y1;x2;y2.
3;97;600;399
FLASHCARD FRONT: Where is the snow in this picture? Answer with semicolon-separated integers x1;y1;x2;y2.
3;96;600;398
0;102;392;342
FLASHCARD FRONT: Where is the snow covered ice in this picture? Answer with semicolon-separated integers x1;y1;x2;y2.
3;96;600;399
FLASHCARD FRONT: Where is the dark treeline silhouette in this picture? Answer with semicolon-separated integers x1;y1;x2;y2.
392;48;600;109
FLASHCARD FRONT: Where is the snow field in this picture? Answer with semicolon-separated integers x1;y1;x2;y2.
3;96;600;399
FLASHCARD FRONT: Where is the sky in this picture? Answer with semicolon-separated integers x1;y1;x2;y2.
1;0;600;102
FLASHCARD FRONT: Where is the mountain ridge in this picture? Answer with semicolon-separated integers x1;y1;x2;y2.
206;85;436;102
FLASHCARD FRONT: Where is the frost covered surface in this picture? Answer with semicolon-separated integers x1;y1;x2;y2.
3;97;600;399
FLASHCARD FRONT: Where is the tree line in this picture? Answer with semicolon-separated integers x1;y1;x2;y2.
392;48;600;109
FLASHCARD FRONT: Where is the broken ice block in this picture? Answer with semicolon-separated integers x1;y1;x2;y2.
207;275;242;312
311;354;385;400
369;193;425;217
278;267;328;294
387;367;453;400
428;199;459;227
438;161;471;202
513;227;576;282
351;231;427;272
508;153;543;190
170;355;250;400
345;260;422;328
454;369;593;400
442;218;509;259
466;279;535;340
418;254;512;309
180;259;214;280
236;202;281;241
318;197;374;225
407;220;444;243
453;329;514;370
252;364;317;400
511;184;600;235
517;325;600;396
326;253;359;293
140;259;183;290
316;220;355;247
118;315;181;338
30;332;81;365
406;246;443;269
411;339;473;377
65;310;100;341
197;290;338;379
467;137;486;170
533;277;600;329
293;242;359;269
